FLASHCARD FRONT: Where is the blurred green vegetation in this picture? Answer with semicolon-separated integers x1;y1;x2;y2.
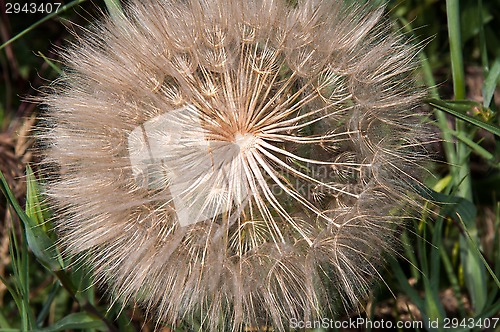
0;0;499;331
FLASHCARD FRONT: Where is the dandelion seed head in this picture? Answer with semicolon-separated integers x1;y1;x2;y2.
39;0;431;330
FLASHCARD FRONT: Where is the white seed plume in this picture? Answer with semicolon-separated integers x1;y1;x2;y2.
39;0;430;330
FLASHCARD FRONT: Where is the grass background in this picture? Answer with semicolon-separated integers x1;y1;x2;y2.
0;0;499;330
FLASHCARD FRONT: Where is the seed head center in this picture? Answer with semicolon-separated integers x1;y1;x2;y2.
234;132;257;152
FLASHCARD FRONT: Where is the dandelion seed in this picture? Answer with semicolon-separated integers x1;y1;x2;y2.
39;0;431;330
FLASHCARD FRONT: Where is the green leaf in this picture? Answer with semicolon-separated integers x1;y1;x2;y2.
419;186;476;223
30;313;107;332
26;165;47;227
0;170;61;271
104;0;125;22
428;99;500;136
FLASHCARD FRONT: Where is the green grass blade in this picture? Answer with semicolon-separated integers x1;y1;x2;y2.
439;246;467;317
0;0;87;50
401;230;420;281
478;0;489;73
0;310;12;329
5;212;35;329
426;217;446;322
447;129;497;162
37;52;62;75
420;187;489;313
71;262;95;305
482;57;500;108
446;0;465;100
428;99;500;136
104;0;125;22
446;0;466;100
389;259;424;309
0;275;22;321
457;217;500;290
444;2;487;314
36;283;61;326
25;165;47;227
30;313;107;332
420;53;457;168
460;236;488;314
